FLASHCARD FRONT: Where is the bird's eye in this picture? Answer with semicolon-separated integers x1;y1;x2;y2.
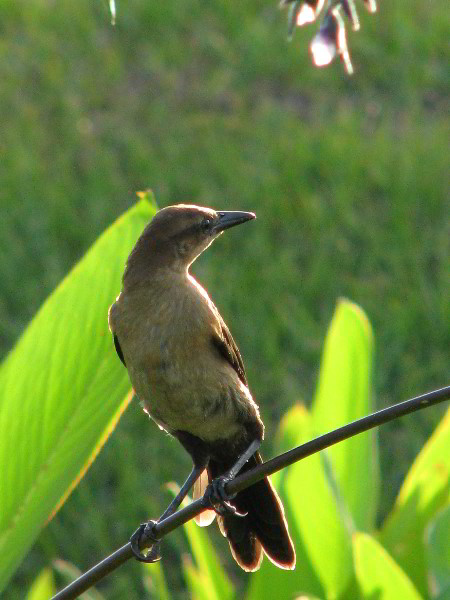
201;218;212;232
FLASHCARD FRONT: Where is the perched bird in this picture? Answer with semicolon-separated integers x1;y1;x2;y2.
108;204;295;571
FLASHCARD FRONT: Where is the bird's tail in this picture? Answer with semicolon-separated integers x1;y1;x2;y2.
208;452;296;572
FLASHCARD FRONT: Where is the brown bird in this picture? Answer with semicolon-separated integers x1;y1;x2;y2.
108;204;295;571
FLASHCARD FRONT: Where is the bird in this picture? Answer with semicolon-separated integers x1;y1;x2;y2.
108;204;295;572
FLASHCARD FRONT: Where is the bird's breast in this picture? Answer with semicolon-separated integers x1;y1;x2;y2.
113;278;250;442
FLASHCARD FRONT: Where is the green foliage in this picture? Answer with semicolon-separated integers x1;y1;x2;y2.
142;562;172;600
380;408;450;596
247;300;369;600
180;503;233;600
312;299;378;531
0;199;156;592
284;406;353;599
183;302;449;600
427;506;450;598
1;211;447;598
353;532;423;600
0;0;448;597
25;568;55;600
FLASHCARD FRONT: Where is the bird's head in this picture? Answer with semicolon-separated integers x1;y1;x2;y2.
124;204;255;281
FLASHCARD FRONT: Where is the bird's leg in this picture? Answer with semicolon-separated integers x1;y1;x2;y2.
225;439;261;481
160;462;207;520
205;439;261;517
130;461;207;562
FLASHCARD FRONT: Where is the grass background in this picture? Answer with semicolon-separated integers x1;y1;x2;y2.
0;0;448;597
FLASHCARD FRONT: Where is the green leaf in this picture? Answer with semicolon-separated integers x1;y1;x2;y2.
0;198;157;591
183;557;221;600
26;567;55;600
283;405;353;600
182;512;233;600
312;299;378;532
353;532;423;600
142;561;172;600
272;404;310;489
380;405;450;596
246;404;324;600
262;302;373;599
397;404;450;509
426;504;450;596
168;484;233;600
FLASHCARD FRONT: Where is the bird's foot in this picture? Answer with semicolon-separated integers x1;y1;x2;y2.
130;521;162;563
204;475;247;518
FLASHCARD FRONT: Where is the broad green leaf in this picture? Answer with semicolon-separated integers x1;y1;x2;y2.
272;404;309;490
284;406;353;600
0;198;157;591
168;484;233;600
380;405;450;596
183;557;221;600
246;405;324;600
142;561;172;600
26;567;55;600
245;497;322;600
312;299;378;531
182;511;233;600
397;404;450;508
426;504;450;596
353;532;423;600
245;557;305;600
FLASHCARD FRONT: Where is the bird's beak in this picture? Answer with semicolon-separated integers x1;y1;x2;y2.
212;211;256;234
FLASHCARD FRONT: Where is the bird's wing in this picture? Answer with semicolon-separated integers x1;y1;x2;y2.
113;333;126;367
212;316;248;387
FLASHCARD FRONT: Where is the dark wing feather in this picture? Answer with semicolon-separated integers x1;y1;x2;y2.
211;317;248;387
113;334;126;367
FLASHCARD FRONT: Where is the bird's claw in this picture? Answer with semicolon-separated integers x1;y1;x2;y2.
129;521;162;563
205;476;247;518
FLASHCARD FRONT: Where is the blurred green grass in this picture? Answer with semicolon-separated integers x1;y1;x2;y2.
0;0;448;597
